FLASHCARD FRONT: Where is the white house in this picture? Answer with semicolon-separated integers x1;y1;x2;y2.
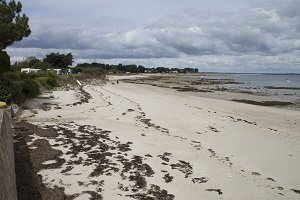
21;68;41;73
47;68;72;75
48;69;62;75
21;68;72;75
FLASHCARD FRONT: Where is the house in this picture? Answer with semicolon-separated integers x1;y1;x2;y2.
47;69;62;75
67;68;72;74
47;68;72;75
21;68;42;73
21;67;72;75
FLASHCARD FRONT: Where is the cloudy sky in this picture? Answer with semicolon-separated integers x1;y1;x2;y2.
7;0;300;72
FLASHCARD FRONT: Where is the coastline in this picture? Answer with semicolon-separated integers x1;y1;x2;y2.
119;74;300;110
13;75;300;199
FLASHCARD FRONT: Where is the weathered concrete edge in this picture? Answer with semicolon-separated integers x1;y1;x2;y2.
0;109;18;200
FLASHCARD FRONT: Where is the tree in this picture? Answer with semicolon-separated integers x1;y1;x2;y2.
43;52;73;68
0;0;31;50
125;64;138;73
137;65;145;73
11;56;51;71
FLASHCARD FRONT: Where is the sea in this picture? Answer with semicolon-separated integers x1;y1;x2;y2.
202;73;300;100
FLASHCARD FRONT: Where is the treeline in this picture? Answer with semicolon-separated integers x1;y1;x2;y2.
74;62;198;74
10;52;199;75
11;52;73;71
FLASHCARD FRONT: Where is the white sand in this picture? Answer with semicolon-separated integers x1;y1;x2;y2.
25;80;300;200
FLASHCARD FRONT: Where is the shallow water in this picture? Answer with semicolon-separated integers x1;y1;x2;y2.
202;73;300;99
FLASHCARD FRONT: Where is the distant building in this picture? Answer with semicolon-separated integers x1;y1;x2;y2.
48;69;62;75
21;68;41;73
47;68;72;75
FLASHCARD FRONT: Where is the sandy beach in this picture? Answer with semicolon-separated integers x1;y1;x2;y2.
14;75;300;200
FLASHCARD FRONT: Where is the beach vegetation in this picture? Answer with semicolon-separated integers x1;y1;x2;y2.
21;79;40;98
0;76;12;103
0;50;10;74
0;70;59;104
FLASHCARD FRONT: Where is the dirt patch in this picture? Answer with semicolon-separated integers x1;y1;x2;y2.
290;189;300;195
208;125;220;133
192;177;209;184
158;152;172;162
206;189;223;195
172;86;212;93
252;172;261;176
66;86;92;107
163;173;174;183
13;121;67;200
126;184;175;200
232;99;294;107
227;116;257;126
264;86;300;90
170;160;193;178
138;117;170;135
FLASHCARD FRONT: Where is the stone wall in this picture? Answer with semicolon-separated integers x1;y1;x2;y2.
0;109;17;200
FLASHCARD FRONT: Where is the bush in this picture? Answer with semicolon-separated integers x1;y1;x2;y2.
10;81;26;104
21;79;40;98
72;67;82;73
2;71;20;82
1;70;60;104
0;75;26;105
46;76;57;88
0;51;10;74
0;76;12;103
81;67;105;76
37;70;57;78
36;76;57;90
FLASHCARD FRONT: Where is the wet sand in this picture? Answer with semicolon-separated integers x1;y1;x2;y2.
15;76;300;199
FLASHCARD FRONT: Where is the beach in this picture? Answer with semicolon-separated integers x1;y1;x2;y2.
14;75;300;200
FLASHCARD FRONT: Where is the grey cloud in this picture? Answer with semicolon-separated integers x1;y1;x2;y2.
251;0;300;18
8;0;300;72
13;3;300;58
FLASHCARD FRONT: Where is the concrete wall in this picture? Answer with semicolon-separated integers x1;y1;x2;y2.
0;109;17;200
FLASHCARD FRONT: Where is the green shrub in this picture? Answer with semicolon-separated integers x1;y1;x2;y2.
2;71;20;82
36;76;57;90
83;67;105;75
11;81;26;104
0;76;12;103
0;75;26;105
21;79;40;98
1;70;60;104
46;76;57;88
0;51;10;74
72;67;82;73
37;70;57;78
